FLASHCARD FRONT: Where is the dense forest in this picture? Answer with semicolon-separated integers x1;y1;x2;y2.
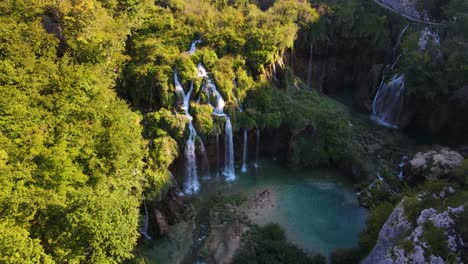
1;0;467;263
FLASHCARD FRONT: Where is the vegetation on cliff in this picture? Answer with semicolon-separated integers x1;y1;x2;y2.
1;0;468;262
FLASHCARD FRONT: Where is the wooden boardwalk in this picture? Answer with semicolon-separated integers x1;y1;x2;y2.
373;0;445;26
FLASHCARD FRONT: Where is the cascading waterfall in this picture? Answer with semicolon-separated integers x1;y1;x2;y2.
370;74;406;128
197;63;235;181
398;156;408;181
140;201;152;240
254;128;260;168
241;129;248;173
370;25;409;129
175;73;200;194
188;39;201;55
224;117;235;180
393;24;409;56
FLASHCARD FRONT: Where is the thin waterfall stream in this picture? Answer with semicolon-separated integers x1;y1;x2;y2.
241;129;248;173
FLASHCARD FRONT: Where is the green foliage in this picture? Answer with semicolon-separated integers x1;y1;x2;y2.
0;1;167;262
191;104;216;135
359;202;394;253
400;1;468;101
233;223;326;264
398;239;415;254
150;136;179;169
120;0;318;112
302;0;404;49
147;108;188;141
421;222;449;258
0;221;52;264
453;159;468;185
250;85;352;168
403;196;423;224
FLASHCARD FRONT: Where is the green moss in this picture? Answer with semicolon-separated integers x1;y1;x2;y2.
398;239;415;254
147;108;188;142
403;197;422;224
191;104;215;135
233;223;326;264
453;159;468;185
359;202;395;253
421;222;449;258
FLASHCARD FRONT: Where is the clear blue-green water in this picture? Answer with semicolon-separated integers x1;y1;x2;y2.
146;159;368;262
220;160;368;256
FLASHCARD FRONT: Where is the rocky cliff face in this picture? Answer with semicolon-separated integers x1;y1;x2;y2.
363;194;466;264
292;39;389;112
148;188;191;238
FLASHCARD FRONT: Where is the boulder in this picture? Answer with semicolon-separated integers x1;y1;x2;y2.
405;148;464;182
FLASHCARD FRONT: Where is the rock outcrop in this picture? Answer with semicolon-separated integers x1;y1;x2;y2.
148;187;191;238
362;201;411;264
363;194;466;264
405;148;464;182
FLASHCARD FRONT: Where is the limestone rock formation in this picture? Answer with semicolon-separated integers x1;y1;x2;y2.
406;148;464;182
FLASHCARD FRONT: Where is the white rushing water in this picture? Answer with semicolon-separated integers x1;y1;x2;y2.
370;25;410;129
418;27;440;50
398;156;408;181
174;74;200;194
188;39;201;55
196;62;235;181
223;117;235;180
241;129;248;173
141;200;152;240
371;74;406;128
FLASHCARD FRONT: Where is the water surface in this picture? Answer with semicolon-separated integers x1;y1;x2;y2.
147;160;368;262
223;160;368;256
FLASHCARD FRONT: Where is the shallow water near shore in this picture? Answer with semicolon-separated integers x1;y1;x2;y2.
224;160;368;256
147;159;368;262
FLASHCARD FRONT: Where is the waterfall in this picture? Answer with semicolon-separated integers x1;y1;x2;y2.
198;137;210;179
393;24;409;56
398;156;408;181
168;171;182;193
223;117;235;180
371;74;406;128
370;25;410;129
140;201;152;240
197;63;235;181
188;39;201;55
254;128;260;168
418;27;440;50
241;129;248;173
174;73;200;194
